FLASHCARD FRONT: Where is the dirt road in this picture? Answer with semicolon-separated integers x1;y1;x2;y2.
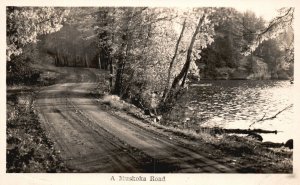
35;67;235;173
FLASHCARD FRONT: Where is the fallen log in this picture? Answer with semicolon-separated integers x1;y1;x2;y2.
199;127;280;135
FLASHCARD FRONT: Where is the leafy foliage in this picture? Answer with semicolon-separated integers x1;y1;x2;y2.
198;8;293;80
243;7;294;62
95;8;216;113
6;6;294;111
6;7;69;61
6;51;40;85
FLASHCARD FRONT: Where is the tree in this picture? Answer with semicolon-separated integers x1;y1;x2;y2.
95;7;177;96
241;7;294;79
198;8;246;78
6;7;69;61
197;8;293;80
95;8;215;114
243;8;294;57
162;18;187;101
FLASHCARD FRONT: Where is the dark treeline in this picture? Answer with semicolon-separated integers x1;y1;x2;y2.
41;24;100;69
197;8;293;80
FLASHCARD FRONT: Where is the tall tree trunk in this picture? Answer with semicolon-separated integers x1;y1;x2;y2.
109;57;114;90
65;56;69;66
113;10;135;95
113;38;127;95
171;15;205;89
61;54;65;66
165;14;206;104
104;55;108;70
85;53;88;67
163;19;186;101
114;57;125;95
54;55;58;66
98;54;101;69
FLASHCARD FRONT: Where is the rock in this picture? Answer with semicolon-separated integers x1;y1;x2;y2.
215;67;234;80
247;57;271;80
231;67;249;79
284;139;293;149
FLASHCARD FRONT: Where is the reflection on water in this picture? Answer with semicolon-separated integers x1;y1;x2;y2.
186;80;294;142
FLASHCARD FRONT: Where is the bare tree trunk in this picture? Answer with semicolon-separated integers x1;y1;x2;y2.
172;15;205;89
114;58;125;95
113;10;135;95
54;55;58;66
164;15;206;106
114;37;127;95
65;56;69;66
73;56;76;67
109;57;114;90
85;53;88;67
163;19;186;101
98;54;101;69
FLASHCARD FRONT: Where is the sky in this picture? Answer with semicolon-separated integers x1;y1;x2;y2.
234;6;279;21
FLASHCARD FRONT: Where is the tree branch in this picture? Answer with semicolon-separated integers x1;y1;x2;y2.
249;104;293;127
163;18;186;102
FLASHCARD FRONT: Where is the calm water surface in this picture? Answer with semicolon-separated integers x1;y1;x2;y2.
185;80;294;142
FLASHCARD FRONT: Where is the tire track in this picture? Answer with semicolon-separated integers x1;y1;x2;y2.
66;84;233;173
60;93;181;172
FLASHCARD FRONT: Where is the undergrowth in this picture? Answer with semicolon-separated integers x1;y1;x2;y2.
6;91;69;172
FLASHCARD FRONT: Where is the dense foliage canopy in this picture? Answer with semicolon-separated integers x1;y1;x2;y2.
6;7;69;61
7;6;294;112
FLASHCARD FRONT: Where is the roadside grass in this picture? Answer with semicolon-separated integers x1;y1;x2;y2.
149;119;293;173
98;94;293;173
102;95;125;109
101;94;140;113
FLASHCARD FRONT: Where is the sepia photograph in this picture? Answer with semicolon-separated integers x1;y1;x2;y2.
3;0;298;183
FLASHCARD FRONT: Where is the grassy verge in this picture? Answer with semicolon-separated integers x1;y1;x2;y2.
6;88;69;172
97;94;293;173
209;134;292;173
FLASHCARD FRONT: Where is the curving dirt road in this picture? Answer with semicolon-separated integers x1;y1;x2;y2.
35;67;235;173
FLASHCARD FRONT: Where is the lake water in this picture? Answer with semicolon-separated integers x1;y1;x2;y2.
184;80;295;143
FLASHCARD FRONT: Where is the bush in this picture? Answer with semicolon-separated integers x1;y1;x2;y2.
6;92;68;172
7;54;41;86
